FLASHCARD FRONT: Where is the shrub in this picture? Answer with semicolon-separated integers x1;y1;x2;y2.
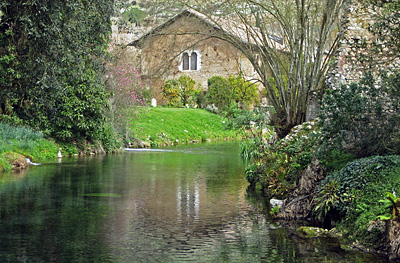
206;76;232;111
206;75;259;111
314;155;400;247
162;75;198;107
318;71;400;157
223;105;269;130
228;75;259;109
107;60;148;142
244;121;319;198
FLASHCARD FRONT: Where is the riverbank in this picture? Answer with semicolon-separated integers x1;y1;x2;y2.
0;108;241;172
130;107;241;147
244;121;400;261
0;122;59;173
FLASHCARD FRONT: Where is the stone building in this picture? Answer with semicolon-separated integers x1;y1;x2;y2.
327;2;400;88
125;9;283;103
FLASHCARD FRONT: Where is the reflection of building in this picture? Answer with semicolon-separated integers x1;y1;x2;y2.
102;149;253;260
176;179;200;223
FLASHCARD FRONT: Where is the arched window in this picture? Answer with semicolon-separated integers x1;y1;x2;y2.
180;51;201;71
190;52;197;70
182;53;190;70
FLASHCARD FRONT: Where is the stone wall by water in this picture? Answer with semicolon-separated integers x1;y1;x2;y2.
326;1;400;90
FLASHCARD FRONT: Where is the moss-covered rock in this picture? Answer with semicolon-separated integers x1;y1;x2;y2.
0;152;27;171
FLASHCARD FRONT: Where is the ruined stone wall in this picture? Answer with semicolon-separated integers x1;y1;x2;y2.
327;1;400;90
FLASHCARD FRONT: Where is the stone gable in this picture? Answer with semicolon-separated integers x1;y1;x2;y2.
126;10;260;103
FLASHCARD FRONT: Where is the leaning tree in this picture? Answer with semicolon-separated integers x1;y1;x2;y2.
176;0;346;137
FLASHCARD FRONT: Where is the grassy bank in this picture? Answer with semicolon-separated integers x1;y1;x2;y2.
130;107;241;147
0;122;59;172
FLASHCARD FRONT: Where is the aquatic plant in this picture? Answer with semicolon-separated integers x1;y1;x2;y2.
377;192;400;220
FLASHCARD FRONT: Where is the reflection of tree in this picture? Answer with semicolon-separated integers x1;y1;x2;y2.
0;160;112;262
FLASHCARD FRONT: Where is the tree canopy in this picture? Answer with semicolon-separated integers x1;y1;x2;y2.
0;0;114;145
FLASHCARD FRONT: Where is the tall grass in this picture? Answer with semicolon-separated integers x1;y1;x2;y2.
0;122;59;165
0;123;44;141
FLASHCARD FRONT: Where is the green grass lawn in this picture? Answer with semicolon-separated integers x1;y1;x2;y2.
130;107;241;146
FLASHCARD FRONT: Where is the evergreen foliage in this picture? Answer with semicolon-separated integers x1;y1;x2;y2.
318;71;400;158
314;155;400;249
206;75;259;111
0;0;115;147
206;76;232;111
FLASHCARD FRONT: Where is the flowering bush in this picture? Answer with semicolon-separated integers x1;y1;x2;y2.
106;47;148;141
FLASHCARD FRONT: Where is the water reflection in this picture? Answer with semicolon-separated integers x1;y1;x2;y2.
176;179;200;223
0;143;388;262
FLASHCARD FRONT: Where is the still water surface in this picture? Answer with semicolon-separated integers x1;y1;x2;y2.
0;143;387;262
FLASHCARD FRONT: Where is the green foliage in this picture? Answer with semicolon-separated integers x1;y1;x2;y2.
240;132;263;161
0;122;59;170
228;75;259;109
206;75;259;111
245;163;264;187
224;106;269;130
316;149;356;172
319;71;400;157
206;76;232;111
313;180;346;222
367;0;400;60
0;0;116;147
0;122;44;142
378;192;400;220
0;158;12;172
270;206;280;216
321;156;400;214
315;155;400;247
162;75;198;107
244;121;319;198
122;7;147;26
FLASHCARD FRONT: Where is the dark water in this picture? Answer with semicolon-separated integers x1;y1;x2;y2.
0;143;387;262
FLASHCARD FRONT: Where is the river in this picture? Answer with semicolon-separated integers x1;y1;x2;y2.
0;143;387;262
